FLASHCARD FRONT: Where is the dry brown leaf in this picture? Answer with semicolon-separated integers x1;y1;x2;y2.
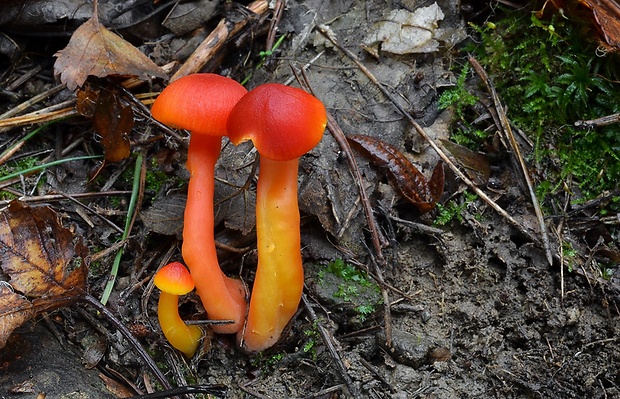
54;10;167;91
440;139;490;186
0;201;88;349
347;134;444;212
77;81;133;162
579;0;620;51
0;286;35;348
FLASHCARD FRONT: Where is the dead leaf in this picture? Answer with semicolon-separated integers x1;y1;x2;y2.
78;80;133;162
362;3;445;57
440;139;490;186
0;286;35;349
0;201;88;349
347;134;444;212
140;193;186;238
54;9;167;91
579;0;620;51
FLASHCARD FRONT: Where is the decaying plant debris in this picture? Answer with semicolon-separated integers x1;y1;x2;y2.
1;1;620;398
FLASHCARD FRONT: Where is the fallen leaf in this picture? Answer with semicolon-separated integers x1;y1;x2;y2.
362;3;445;57
0;286;35;349
347;134;444;212
579;0;620;51
78;80;133;162
141;193;186;238
54;8;167;91
0;201;88;349
440;139;490;186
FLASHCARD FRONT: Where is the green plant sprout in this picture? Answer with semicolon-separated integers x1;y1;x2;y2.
259;34;286;59
318;259;381;322
100;152;143;305
561;241;577;273
241;35;287;85
434;192;478;226
302;323;319;361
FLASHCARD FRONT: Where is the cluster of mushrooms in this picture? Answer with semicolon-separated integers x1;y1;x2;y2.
150;74;327;354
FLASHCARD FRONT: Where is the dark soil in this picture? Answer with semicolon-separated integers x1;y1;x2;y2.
1;1;619;398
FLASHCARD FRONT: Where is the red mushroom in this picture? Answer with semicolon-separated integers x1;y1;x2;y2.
151;74;247;334
227;83;327;351
153;261;202;357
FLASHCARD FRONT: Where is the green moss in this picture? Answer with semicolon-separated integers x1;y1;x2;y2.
145;157;172;194
434;192;478;226
318;259;381;322
459;9;620;201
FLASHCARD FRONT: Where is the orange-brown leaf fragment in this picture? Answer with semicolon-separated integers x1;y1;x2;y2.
0;201;88;348
440;139;490;186
348;134;444;212
77;80;132;162
54;11;167;91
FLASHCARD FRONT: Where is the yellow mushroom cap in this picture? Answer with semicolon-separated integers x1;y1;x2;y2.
154;262;195;295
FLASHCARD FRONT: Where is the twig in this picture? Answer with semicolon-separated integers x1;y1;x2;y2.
0;84;66;120
301;294;363;399
292;66;393;348
468;56;554;267
170;0;270;81
0;190;131;207
127;384;227;399
315;24;543;248
265;0;285;52
81;293;172;390
574;112;620;128
0;106;77;131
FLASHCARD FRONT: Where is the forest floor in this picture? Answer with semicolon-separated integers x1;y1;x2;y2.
1;1;619;398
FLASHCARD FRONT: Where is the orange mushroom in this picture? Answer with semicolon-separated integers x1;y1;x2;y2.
151;74;247;334
153;262;202;357
227;83;327;351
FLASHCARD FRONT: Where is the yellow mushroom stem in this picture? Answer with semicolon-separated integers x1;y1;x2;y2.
239;157;304;351
157;291;202;357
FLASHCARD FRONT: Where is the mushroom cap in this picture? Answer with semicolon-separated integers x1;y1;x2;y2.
152;73;248;136
154;262;195;295
227;83;327;161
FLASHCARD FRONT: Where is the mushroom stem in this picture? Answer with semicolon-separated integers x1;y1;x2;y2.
157;291;202;358
183;134;246;334
240;157;304;351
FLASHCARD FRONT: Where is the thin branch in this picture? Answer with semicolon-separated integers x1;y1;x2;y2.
170;0;270;81
81;294;172;390
316;24;543;248
301;294;363;399
468;56;554;266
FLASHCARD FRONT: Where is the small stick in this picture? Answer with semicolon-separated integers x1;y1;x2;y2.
170;0;270;81
265;0;286;52
293;67;393;348
301;294;363;399
468;55;554;267
81;293;172;390
0;84;66;120
575;112;620;128
316;24;542;248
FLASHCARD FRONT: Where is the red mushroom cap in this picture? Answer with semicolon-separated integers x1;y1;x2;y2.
152;74;248;136
226;83;327;161
154;262;195;295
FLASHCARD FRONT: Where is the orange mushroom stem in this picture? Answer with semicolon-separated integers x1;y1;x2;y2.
153;262;202;357
227;83;327;351
151;74;247;334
